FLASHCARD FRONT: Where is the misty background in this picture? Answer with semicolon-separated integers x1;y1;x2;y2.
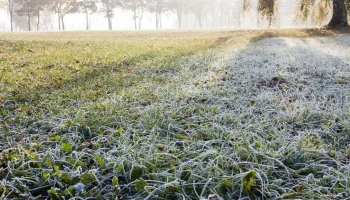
0;0;330;32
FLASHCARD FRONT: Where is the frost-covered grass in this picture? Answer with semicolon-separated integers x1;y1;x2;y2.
0;30;350;199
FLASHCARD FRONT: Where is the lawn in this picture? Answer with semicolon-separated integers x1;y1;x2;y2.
0;29;350;199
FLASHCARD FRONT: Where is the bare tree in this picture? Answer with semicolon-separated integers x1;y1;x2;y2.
146;0;166;29
51;0;77;30
77;0;98;30
167;0;188;28
34;0;50;31
190;0;209;28
101;0;118;30
5;0;15;31
254;0;349;28
15;0;35;31
120;0;146;29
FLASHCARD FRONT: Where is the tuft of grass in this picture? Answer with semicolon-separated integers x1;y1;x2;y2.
0;29;350;199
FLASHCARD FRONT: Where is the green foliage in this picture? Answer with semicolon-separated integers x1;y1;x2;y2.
0;181;6;199
48;188;62;200
131;166;144;180
118;126;124;135
115;163;123;174
112;176;119;188
62;143;72;153
94;154;106;166
135;179;148;191
243;170;257;193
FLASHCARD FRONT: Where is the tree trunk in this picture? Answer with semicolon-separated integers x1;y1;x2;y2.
132;0;137;30
139;8;144;29
58;4;61;30
328;0;348;27
133;9;137;30
212;1;216;27
10;9;13;32
196;13;203;28
37;10;40;31
177;10;182;28
205;14;208;27
61;16;65;30
160;12;162;29
220;5;224;27
156;12;159;29
8;0;13;32
27;12;31;31
58;14;61;30
85;6;89;30
108;16;112;30
212;9;215;27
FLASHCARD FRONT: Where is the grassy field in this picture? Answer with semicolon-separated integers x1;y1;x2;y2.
0;29;350;199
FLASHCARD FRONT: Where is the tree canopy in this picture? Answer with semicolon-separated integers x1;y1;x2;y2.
251;0;349;27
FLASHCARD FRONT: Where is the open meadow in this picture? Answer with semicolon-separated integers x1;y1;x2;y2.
1;29;350;199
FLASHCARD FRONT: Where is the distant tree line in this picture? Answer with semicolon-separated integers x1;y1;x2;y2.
1;0;236;31
1;0;349;31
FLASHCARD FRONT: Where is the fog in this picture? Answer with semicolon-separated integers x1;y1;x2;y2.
0;0;330;32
